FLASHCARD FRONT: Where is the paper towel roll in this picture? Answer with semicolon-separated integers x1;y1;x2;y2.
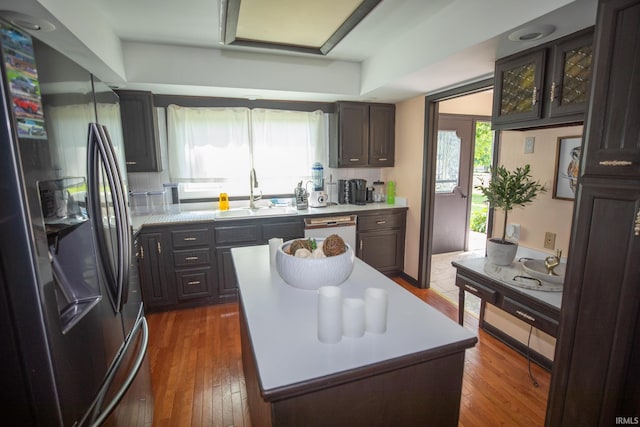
342;298;365;338
269;238;283;266
317;286;342;343
365;287;388;334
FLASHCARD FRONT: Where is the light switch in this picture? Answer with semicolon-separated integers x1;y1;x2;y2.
524;137;535;154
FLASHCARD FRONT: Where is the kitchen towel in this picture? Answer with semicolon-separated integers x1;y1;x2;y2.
365;287;388;334
317;286;342;343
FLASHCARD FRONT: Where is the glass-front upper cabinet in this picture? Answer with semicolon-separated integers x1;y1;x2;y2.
492;28;594;130
548;31;594;118
492;50;546;125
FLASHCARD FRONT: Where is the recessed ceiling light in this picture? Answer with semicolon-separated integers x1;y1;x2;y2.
0;11;56;32
507;24;556;42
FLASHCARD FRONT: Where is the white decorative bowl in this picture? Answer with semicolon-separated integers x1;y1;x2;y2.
275;238;355;290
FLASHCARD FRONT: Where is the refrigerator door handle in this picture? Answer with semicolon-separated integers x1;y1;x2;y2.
78;312;149;427
98;124;131;306
87;123;130;312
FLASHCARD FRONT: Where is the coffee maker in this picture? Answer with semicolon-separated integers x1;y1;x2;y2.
348;179;367;205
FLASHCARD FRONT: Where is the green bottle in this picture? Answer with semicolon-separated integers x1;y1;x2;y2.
386;181;395;204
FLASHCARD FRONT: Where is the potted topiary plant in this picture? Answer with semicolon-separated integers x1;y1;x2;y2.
476;164;545;265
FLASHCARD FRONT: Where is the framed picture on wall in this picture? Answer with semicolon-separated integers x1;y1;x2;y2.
553;136;582;200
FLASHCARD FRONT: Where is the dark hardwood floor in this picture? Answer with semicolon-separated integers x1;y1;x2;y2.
146;277;550;426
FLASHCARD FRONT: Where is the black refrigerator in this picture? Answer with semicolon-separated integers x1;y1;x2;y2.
0;21;153;426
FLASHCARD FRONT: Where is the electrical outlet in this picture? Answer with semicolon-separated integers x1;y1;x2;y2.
544;232;556;250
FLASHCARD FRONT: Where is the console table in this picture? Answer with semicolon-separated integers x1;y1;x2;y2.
452;256;562;339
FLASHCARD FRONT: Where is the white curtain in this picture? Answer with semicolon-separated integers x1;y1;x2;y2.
167;105;327;197
96;102;126;176
251;108;326;194
167;105;251;184
44;103;95;178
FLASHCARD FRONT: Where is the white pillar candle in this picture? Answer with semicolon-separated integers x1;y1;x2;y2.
342;298;365;338
269;237;283;266
365;287;388;334
317;286;342;343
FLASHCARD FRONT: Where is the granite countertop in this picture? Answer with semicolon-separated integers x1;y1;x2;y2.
130;199;408;232
452;246;564;310
231;244;476;395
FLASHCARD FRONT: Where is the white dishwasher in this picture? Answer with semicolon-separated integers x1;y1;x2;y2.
304;215;357;250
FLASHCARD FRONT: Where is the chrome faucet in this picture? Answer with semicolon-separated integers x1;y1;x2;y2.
249;168;261;209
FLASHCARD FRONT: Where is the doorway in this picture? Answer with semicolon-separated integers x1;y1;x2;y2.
429;112;494;308
433;114;480;254
419;81;495;313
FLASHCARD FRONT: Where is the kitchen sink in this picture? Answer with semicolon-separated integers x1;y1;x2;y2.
215;206;298;219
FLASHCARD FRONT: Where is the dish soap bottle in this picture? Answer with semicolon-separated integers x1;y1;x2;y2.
219;192;229;211
386;181;395;205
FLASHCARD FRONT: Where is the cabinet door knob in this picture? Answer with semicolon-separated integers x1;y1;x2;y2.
185;256;199;261
376;220;387;225
378;157;388;161
359;240;363;252
184;237;197;241
634;208;640;237
157;241;162;254
125;161;137;165
349;158;360;162
187;280;201;286
532;86;538;106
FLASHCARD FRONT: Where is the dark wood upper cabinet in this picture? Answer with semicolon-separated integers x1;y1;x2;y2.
492;28;594;130
368;104;396;166
548;31;594;118
493;49;546;125
330;101;395;167
546;1;640;425
582;0;640;178
116;90;162;172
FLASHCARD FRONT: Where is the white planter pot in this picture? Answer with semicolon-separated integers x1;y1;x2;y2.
486;238;518;266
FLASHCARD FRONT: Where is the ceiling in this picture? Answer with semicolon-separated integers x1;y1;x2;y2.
0;0;598;103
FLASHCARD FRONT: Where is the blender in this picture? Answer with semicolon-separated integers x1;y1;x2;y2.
309;162;327;207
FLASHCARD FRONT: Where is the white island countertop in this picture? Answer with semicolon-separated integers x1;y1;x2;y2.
232;245;477;399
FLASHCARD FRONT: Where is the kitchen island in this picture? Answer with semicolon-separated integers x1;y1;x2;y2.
232;245;477;427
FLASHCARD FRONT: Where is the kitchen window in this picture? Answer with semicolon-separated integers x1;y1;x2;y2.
167;105;327;199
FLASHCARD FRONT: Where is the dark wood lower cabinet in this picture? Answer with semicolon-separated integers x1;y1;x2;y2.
136;210;407;311
546;179;640;425
357;209;406;275
137;232;174;309
136;224;217;312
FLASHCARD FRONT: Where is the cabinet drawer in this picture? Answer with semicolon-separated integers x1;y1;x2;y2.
171;228;210;248
262;221;304;241
215;224;259;245
358;213;403;231
501;297;558;336
455;275;497;304
176;268;211;300
173;248;211;267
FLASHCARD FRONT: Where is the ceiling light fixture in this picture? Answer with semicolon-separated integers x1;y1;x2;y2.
507;24;556;42
0;11;56;32
220;0;381;55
